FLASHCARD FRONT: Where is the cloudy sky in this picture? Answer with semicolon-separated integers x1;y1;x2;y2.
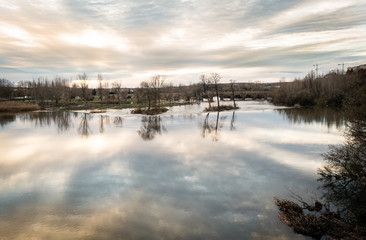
0;0;365;86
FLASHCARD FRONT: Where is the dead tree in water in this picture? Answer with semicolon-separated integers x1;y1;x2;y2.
78;73;89;104
200;74;212;109
210;73;221;109
230;79;237;108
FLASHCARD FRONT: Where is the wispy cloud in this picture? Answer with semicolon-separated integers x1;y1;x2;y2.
0;0;365;85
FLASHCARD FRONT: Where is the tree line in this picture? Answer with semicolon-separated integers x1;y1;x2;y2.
0;72;252;111
0;73;127;106
272;69;366;107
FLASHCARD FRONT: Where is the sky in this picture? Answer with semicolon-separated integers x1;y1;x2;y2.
0;0;365;87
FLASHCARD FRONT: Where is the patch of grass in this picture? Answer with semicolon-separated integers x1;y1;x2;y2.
0;101;40;112
204;105;239;112
131;107;169;115
90;109;107;113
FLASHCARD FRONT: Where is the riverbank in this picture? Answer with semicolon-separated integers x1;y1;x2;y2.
0;101;40;112
0;100;189;113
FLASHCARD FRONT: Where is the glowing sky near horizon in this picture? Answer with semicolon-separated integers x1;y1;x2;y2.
0;0;365;86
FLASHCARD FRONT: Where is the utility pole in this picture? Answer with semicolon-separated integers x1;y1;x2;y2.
338;63;344;74
313;64;319;77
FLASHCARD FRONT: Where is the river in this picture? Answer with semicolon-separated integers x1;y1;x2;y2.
0;101;345;239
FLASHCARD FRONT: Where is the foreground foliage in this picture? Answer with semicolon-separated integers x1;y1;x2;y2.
275;69;366;239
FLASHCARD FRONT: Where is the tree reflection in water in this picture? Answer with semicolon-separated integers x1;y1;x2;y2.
276;107;345;129
138;116;166;141
201;112;227;142
0;114;16;127
78;113;92;138
319;115;366;226
99;115;110;134
56;111;73;133
113;116;123;128
230;111;236;131
9;112;74;133
275;108;366;239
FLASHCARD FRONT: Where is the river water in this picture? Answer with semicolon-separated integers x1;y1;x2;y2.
0;101;344;239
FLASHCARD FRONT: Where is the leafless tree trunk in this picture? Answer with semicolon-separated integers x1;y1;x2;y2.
151;75;166;108
230;79;237;108
210;73;221;109
112;80;123;104
103;81;109;101
200;74;211;108
78;73;89;104
140;80;152;109
0;79;13;99
97;73;103;101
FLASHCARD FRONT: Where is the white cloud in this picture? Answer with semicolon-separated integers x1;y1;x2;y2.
0;0;365;85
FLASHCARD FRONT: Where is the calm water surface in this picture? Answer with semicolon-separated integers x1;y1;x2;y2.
0;101;344;239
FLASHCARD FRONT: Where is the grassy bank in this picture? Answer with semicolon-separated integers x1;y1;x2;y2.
204;104;239;112
0;100;189;113
55;102;187;111
0;101;40;112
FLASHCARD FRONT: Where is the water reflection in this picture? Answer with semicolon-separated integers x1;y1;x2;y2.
275;108;366;239
230;111;236;131
55;111;73;133
201;112;227;141
113;116;123;128
0;114;16;127
0;103;346;239
78;113;92;138
138;116;166;141
99;115;110;133
276;107;345;129
0;112;75;132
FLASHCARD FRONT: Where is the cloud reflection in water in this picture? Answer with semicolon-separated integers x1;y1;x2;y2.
0;102;344;239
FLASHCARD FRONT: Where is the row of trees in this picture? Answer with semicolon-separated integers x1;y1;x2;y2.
0;73;128;106
0;78;13;99
135;75;166;109
133;73;240;111
2;71;270;109
272;69;365;107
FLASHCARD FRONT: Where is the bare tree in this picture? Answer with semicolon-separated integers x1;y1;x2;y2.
63;79;73;104
151;75;166;107
112;80;124;104
140;80;153;109
163;82;175;105
97;73;103;101
78;73;89;104
50;77;65;106
200;74;212;109
210;73;221;109
103;80;109;101
229;79;237;108
0;79;13;99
